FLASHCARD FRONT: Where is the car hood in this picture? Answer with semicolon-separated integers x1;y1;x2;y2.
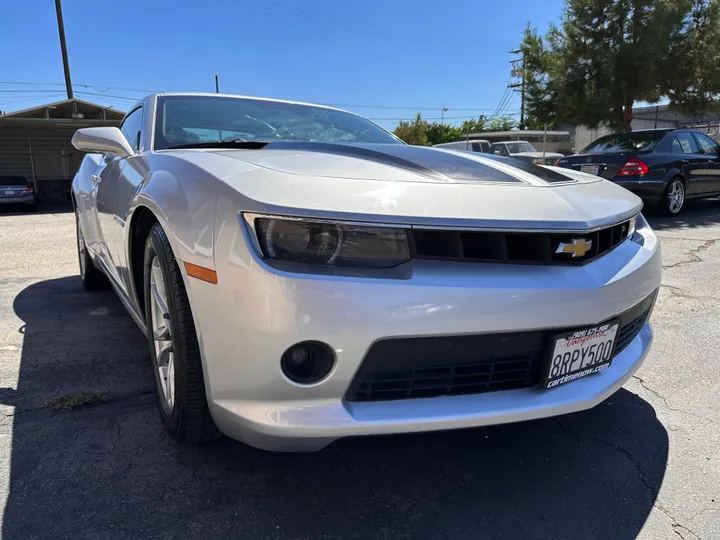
168;142;642;230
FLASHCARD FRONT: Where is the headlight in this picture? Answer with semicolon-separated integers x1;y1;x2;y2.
252;217;411;269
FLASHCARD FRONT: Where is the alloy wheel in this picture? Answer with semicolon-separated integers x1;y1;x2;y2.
149;256;175;409
668;180;684;214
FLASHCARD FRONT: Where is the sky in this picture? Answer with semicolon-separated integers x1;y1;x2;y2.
0;0;563;130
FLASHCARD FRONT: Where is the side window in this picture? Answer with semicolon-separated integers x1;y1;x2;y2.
492;144;507;156
693;133;719;156
671;137;683;154
120;107;143;152
676;133;699;154
471;142;481;152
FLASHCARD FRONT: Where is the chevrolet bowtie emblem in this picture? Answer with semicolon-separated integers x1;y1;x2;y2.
556;238;593;258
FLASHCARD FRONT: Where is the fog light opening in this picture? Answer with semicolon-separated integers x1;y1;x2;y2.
281;341;335;384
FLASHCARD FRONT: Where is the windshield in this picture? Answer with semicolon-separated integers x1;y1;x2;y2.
154;96;400;150
505;142;537;153
0;176;27;186
581;131;666;153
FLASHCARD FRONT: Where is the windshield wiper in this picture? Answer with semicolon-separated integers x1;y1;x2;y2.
165;140;270;150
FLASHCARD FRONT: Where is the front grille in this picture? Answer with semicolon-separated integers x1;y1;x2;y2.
411;219;632;266
345;291;656;403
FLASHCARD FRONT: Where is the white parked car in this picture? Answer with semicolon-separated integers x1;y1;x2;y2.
433;139;492;153
491;140;564;165
71;92;661;451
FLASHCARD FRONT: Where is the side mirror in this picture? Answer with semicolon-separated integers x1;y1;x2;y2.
494;150;502;155
72;127;134;158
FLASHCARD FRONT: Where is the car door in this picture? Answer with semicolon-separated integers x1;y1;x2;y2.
106;106;146;296
74;154;105;255
94;106;144;289
672;132;709;196
691;132;720;194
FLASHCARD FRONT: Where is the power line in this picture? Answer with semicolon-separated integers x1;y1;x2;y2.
321;103;508;112
0;94;68;106
74;91;141;102
0;89;64;93
368;113;520;121
0;81;157;93
0;83;517;113
489;79;513;119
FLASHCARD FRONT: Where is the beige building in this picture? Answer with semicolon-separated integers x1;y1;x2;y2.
0;99;125;201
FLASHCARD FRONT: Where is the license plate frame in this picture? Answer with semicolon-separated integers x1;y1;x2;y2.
580;165;600;176
4;190;14;195
543;320;619;389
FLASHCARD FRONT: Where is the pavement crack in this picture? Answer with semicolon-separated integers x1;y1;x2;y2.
632;375;719;427
663;239;717;269
9;389;156;423
554;418;657;498
654;500;703;540
660;284;720;301
554;419;703;538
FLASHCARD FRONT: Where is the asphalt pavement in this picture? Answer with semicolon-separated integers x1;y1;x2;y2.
0;203;718;540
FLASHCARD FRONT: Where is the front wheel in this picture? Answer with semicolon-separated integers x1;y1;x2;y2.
143;222;219;444
662;177;685;216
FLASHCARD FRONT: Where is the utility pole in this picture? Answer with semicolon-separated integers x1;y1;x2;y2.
509;49;525;130
441;107;448;125
55;0;73;100
215;75;219;94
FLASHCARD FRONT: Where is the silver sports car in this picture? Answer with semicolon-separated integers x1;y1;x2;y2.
71;93;661;451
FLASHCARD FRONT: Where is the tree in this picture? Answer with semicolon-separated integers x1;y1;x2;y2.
393;113;429;145
393;114;519;145
521;0;720;132
425;123;463;145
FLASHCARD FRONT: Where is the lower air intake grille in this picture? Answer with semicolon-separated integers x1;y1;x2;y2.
345;291;656;403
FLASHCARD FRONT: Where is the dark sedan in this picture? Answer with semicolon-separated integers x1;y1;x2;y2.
555;129;720;215
0;176;37;211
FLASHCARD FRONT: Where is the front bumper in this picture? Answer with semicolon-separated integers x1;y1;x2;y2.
183;218;662;451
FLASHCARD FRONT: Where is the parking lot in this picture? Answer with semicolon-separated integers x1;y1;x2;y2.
0;205;718;540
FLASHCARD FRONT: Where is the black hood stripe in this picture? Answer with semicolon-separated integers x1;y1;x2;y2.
479;153;575;184
262;142;530;184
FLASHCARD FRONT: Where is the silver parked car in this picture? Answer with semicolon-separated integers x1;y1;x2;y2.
491;140;564;165
71;92;661;451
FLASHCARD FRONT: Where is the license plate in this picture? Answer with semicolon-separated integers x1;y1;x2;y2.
580;165;600;175
544;322;619;389
4;190;14;195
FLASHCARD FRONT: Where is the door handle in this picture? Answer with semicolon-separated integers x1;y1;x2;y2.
682;159;689;164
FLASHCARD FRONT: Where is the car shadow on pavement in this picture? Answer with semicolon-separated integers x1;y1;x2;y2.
647;197;720;231
2;276;669;540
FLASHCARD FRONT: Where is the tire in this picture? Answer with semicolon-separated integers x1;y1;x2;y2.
661;177;685;216
143;222;219;444
75;210;109;291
